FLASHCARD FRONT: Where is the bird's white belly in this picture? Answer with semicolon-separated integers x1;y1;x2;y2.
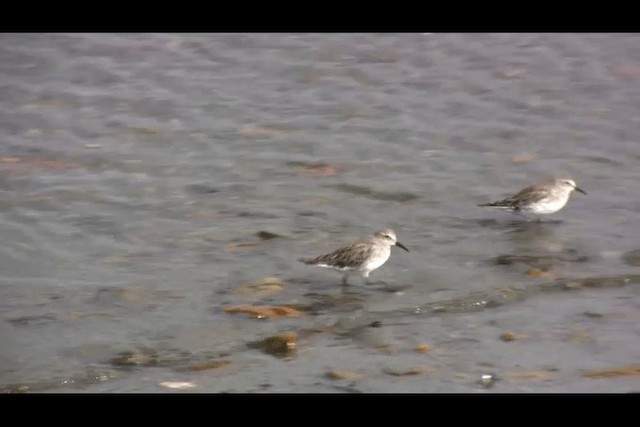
525;196;568;215
361;249;391;274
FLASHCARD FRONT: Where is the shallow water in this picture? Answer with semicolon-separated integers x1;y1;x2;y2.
1;33;639;393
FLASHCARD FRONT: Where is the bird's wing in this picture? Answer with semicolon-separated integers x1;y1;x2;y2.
501;185;551;209
304;239;374;269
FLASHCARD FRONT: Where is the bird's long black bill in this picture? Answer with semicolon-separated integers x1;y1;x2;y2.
575;187;587;195
395;241;409;252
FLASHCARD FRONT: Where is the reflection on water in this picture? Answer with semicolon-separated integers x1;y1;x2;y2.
505;220;566;253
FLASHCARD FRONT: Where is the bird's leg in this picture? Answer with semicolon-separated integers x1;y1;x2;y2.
362;272;370;285
341;273;349;286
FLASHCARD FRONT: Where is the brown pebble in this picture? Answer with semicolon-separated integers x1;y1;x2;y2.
507;370;554;381
414;343;432;353
583;364;640;379
326;370;361;380
500;332;518;342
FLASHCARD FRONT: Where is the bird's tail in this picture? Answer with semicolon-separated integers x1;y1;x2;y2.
477;200;511;208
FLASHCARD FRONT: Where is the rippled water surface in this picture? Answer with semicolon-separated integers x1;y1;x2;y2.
1;33;639;393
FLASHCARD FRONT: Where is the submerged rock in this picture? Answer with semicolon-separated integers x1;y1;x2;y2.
181;359;233;372
285;161;338;177
184;184;219;195
383;366;432;376
414;343;432;353
326;370;362;380
326;183;418;202
223;304;304;319
256;332;298;357
232;277;284;300
583;364;640;378
256;231;284;240
622;249;640;267
109;348;158;367
499;332;519;342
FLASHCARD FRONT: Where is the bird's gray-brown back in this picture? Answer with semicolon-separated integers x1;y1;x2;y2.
300;237;377;270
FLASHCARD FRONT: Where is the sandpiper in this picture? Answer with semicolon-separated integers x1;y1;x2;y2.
478;177;587;220
298;228;409;285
